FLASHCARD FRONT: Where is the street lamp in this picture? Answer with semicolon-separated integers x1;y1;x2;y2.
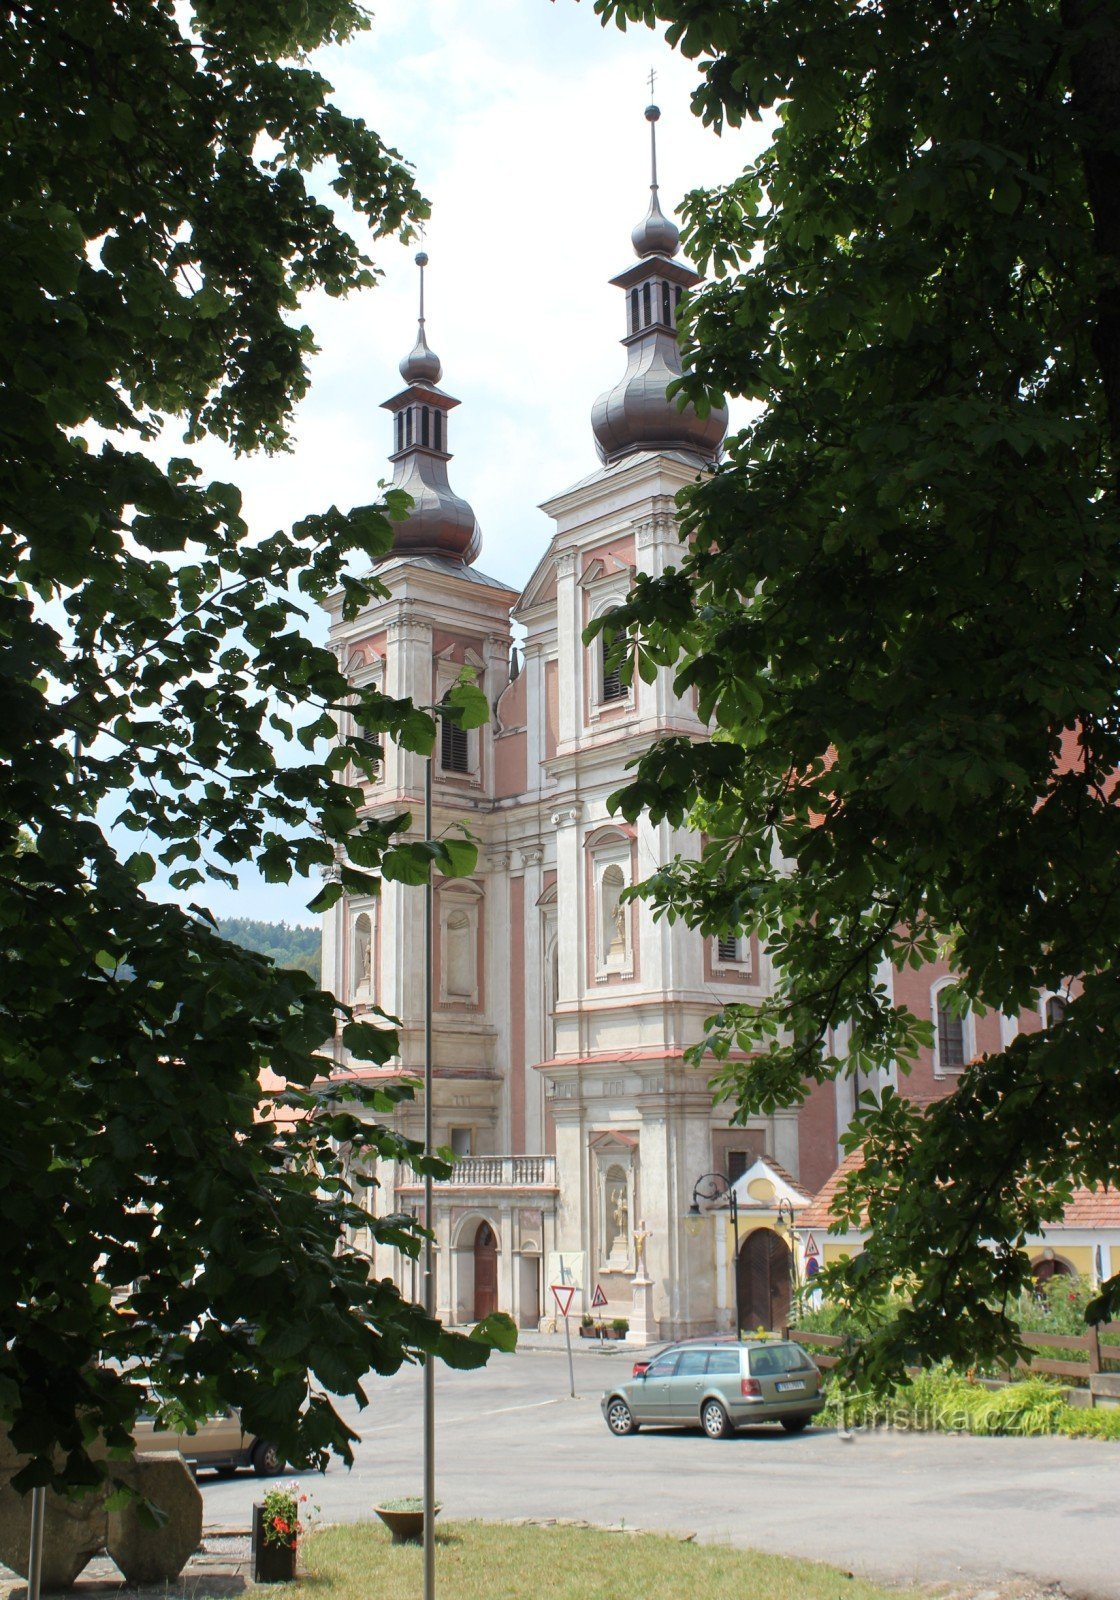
687;1173;741;1337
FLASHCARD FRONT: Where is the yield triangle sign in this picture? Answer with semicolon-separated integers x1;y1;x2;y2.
591;1283;608;1309
551;1283;576;1318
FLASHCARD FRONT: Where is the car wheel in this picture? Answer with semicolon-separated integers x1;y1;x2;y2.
701;1399;733;1439
251;1440;285;1477
605;1398;638;1437
780;1415;812;1434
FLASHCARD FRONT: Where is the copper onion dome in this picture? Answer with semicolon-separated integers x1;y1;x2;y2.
591;106;727;467
380;252;481;564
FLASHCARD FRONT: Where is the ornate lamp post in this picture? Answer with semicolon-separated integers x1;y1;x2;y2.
775;1196;798;1323
687;1173;741;1335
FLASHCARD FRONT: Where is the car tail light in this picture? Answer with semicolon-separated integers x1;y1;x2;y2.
741;1377;762;1398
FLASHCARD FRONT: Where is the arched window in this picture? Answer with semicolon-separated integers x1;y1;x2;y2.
434;410;443;451
935;986;967;1073
661;281;671;323
421;407;430;447
642;282;652;325
1045;994;1068;1028
440;694;470;773
630;287;640;333
405;408;413;446
395;413;404;452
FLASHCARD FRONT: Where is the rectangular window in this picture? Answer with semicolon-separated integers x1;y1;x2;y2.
601;637;625;702
717;935;740;963
450;1126;473;1158
441;714;470;773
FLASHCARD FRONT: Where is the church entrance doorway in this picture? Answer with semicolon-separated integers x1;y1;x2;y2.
473;1221;498;1320
738;1228;792;1331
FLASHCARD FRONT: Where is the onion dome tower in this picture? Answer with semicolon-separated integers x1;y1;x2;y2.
380;253;481;564
591;106;727;466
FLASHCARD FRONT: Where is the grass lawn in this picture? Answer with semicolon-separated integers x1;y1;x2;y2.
295;1521;916;1600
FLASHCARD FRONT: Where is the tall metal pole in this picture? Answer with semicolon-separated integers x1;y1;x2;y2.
27;1486;45;1600
422;752;435;1600
729;1190;741;1337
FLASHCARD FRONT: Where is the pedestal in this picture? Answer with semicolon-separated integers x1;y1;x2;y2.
628;1277;658;1346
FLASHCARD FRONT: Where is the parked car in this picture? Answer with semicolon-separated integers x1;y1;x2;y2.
603;1338;825;1438
134;1402;285;1477
631;1332;738;1378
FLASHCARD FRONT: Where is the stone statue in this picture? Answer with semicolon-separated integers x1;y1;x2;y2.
632;1219;652;1277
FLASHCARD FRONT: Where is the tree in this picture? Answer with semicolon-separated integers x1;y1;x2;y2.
593;0;1120;1380
218;919;323;983
0;1;504;1493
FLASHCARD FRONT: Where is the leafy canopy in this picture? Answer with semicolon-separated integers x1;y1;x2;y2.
593;0;1120;1380
0;0;508;1492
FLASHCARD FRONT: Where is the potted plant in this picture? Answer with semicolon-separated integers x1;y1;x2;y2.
252;1482;315;1583
578;1313;595;1339
611;1317;630;1339
374;1495;441;1545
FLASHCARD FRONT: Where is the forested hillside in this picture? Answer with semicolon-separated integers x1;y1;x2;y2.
217;919;321;984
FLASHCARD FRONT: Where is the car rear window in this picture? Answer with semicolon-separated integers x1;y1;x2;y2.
706;1350;741;1375
675;1350;711;1376
749;1342;814;1375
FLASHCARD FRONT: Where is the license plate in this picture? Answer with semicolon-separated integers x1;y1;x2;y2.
776;1380;806;1392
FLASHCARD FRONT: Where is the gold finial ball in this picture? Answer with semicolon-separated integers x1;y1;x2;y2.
415;250;429;267
645;104;660;122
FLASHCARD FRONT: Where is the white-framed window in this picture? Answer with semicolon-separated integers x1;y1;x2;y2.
344;652;386;785
1043;991;1069;1029
932;980;972;1076
712;934;754;977
434;649;484;784
584;574;636;720
450;1126;474;1158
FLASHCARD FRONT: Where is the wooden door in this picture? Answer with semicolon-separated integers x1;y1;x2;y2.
473;1221;498;1320
738;1228;792;1331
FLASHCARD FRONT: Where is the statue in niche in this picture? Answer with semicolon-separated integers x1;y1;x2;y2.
606;1167;629;1258
601;864;627;963
353;913;372;999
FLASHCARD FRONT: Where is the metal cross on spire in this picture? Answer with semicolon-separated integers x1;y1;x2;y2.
415;245;428;328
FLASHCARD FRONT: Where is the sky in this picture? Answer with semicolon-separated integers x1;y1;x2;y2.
174;0;769;927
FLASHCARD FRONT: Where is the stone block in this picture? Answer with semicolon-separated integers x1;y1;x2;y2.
0;1428;109;1590
106;1453;202;1586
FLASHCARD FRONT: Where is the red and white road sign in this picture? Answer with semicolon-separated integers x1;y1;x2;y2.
591;1283;608;1309
803;1233;819;1258
551;1283;576;1318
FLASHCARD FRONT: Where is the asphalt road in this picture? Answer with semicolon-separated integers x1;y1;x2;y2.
199;1346;1120;1598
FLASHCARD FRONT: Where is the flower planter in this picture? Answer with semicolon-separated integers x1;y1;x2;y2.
252;1503;297;1583
374;1501;441;1545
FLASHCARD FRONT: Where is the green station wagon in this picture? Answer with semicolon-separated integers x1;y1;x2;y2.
601;1339;825;1439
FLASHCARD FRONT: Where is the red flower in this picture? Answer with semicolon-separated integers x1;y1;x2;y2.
272;1517;290;1534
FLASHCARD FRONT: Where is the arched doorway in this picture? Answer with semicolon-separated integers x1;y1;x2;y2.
738;1228;792;1331
473;1221;498;1320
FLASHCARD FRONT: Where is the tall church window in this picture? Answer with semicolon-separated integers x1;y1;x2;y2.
405;408;413;446
395;413;404;452
642;282;652;325
434;410;443;450
934;984;969;1074
421;407;430;447
1045;993;1068;1028
661;281;671;323
630;287;640;333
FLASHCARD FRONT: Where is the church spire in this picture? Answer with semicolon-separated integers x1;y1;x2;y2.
591;102;727;468
380;252;481;565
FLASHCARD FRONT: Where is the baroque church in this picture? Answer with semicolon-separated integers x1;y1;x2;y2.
318;108;1072;1340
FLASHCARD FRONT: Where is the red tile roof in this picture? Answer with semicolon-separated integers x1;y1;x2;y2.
800;1148;1120;1232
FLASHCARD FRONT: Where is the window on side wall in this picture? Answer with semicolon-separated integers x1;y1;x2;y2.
934;983;969;1075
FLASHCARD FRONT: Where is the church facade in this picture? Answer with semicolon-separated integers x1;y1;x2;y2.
318;109;1005;1341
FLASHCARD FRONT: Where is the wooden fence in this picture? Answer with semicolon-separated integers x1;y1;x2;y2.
786;1323;1120;1402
